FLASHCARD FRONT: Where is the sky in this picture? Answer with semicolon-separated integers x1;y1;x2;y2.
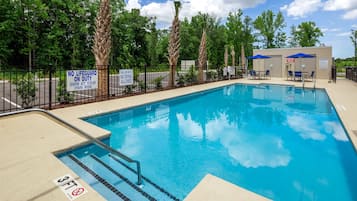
124;0;357;59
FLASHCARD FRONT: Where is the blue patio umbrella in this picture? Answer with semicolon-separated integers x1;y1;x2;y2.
248;54;272;59
286;53;316;88
286;52;315;59
248;54;272;71
286;53;315;71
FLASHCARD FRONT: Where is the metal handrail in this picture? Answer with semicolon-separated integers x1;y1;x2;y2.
0;108;142;185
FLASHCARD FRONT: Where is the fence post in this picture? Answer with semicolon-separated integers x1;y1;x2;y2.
107;65;110;99
48;64;53;110
144;64;147;93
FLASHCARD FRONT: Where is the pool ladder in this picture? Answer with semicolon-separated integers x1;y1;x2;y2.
0;108;143;185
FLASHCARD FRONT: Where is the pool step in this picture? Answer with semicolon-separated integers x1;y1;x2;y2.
67;154;152;201
68;154;130;200
90;154;156;201
64;153;179;201
107;154;179;201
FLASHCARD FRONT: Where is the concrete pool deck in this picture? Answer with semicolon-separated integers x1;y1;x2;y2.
1;77;356;201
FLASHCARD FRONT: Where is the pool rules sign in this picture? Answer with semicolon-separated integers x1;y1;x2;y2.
119;69;133;86
53;174;88;200
66;70;98;91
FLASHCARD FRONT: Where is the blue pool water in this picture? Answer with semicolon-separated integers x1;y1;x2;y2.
60;84;357;201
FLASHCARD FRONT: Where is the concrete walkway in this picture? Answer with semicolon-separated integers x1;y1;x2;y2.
0;77;356;201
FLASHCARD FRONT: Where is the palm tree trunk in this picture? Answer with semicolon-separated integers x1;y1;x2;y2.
93;0;111;98
168;1;181;88
198;29;207;83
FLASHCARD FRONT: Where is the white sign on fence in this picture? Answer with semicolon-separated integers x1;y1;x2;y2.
53;174;88;201
66;70;98;91
119;69;134;86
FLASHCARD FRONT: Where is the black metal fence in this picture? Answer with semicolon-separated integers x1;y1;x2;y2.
345;67;357;82
0;66;243;113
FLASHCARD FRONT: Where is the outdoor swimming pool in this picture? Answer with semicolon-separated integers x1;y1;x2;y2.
58;84;357;201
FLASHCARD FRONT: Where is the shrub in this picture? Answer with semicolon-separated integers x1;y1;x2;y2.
206;70;218;81
137;80;146;92
176;72;185;87
185;66;197;84
124;85;136;94
13;73;37;108
152;76;164;89
56;76;74;104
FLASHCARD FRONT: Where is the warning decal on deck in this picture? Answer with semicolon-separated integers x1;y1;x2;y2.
53;174;88;200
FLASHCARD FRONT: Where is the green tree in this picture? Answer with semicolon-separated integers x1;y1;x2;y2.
254;10;286;48
156;29;169;66
350;29;357;66
112;9;150;69
226;10;243;65
226;10;255;66
288;25;299;47
294;21;323;47
180;17;200;60
207;22;226;68
147;18;159;68
19;0;48;70
242;16;255;65
0;0;19;68
180;13;226;69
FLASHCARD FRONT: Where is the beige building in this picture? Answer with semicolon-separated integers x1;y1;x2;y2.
252;46;332;79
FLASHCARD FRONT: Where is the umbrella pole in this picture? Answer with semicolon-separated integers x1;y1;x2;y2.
301;59;304;89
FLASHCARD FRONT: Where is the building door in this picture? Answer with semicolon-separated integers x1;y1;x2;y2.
264;55;282;77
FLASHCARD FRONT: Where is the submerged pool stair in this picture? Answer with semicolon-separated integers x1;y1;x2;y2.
62;153;179;201
1;109;180;200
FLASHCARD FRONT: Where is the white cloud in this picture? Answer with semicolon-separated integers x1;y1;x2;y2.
119;128;141;156
321;28;340;33
287;114;326;141
280;0;323;18
321;28;329;33
323;0;357;11
128;0;266;26
328;28;340;32
323;0;357;20
337;32;351;36
205;113;291;168
293;181;316;201
146;117;169;129
126;0;141;10
176;113;203;140
343;9;357;19
324;121;348;141
280;0;357;20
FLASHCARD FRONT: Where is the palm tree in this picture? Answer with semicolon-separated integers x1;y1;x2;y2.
224;45;228;67
93;0;111;97
231;45;235;66
240;44;245;69
198;29;207;83
168;1;181;88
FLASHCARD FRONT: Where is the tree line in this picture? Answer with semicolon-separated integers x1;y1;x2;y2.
0;0;326;71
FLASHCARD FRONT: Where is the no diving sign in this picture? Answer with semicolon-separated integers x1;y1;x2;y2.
53;174;88;200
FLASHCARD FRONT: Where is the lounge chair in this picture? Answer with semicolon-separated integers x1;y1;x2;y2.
287;70;293;80
264;70;271;79
294;71;302;81
249;70;257;79
306;71;315;81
